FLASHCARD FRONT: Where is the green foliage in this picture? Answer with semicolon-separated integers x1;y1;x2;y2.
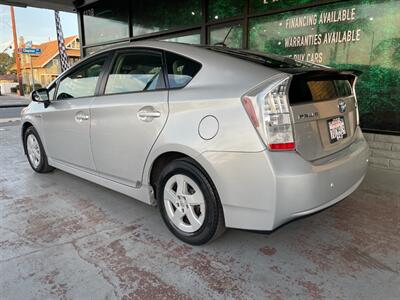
208;0;245;20
132;0;202;34
334;63;400;112
0;53;14;74
248;0;400;131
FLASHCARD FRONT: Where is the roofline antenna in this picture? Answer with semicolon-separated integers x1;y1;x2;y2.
213;26;234;47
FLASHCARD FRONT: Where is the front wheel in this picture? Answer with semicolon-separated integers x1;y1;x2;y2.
157;159;225;245
24;126;54;173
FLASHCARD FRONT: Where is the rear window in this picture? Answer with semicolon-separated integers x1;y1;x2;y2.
289;75;353;104
165;52;202;89
306;80;352;102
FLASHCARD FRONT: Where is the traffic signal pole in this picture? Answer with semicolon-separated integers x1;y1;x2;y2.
10;6;24;96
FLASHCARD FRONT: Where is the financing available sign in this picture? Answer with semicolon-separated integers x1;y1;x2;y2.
249;0;400;133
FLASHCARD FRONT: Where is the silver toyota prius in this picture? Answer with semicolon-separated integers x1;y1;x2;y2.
21;41;369;245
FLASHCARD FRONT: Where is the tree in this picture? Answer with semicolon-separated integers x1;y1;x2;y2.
0;53;15;74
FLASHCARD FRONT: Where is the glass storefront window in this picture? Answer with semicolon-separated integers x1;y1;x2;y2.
249;0;400;133
209;24;243;48
131;0;202;37
208;0;245;21
250;0;320;14
161;33;201;44
83;2;129;45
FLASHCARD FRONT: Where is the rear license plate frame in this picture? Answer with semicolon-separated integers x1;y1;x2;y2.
327;116;347;143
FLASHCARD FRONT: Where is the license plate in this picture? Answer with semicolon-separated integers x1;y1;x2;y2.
327;116;347;143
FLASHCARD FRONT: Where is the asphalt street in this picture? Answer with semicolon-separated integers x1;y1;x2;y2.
0;107;24;120
0;94;30;122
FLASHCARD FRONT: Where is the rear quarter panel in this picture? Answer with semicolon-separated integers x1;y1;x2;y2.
142;48;283;185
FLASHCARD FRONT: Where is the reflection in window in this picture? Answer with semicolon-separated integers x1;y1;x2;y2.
208;0;245;21
166;52;202;88
209;24;243;48
84;42;130;56
105;53;164;94
132;0;201;36
161;33;201;44
56;59;105;99
83;2;129;45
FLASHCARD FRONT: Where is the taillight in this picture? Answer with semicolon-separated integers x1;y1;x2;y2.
242;97;260;128
242;76;295;151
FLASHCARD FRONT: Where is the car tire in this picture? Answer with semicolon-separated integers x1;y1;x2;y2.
157;158;225;245
24;126;54;173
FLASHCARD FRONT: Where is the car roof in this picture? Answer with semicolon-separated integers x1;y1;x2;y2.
86;41;205;60
86;40;326;71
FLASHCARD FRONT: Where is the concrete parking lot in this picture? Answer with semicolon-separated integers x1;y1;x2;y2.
1;122;399;300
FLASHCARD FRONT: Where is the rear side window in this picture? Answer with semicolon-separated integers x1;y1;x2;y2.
105;52;165;94
165;52;201;89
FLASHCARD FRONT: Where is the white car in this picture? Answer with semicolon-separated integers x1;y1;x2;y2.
21;41;369;244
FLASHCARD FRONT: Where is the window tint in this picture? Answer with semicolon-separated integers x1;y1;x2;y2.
165;52;201;89
105;53;165;94
289;76;353;104
56;58;105;100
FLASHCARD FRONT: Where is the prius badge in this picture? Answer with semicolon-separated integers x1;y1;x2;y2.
338;99;347;113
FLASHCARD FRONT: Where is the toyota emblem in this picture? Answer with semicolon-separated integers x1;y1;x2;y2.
338;99;347;113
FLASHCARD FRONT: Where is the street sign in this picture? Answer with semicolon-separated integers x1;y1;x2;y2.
26;41;32;48
18;48;41;55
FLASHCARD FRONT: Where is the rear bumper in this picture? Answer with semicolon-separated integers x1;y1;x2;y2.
199;127;369;231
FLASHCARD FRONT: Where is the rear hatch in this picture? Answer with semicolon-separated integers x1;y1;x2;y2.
203;47;359;161
287;70;358;161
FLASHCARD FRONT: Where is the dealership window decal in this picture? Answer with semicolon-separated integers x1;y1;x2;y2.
79;0;400;134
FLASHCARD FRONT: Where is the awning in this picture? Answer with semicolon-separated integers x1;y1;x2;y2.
0;0;98;12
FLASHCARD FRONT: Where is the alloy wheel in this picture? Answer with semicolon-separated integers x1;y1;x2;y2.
27;134;41;168
163;174;206;233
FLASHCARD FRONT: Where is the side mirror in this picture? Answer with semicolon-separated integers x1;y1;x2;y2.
31;88;51;107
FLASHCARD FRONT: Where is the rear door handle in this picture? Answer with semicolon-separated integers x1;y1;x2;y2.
137;107;161;122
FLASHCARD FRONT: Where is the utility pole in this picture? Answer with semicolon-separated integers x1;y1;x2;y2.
29;55;35;92
10;6;24;96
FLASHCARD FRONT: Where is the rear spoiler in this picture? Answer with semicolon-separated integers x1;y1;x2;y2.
337;69;362;77
284;68;362;77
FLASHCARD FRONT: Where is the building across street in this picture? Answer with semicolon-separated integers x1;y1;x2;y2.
10;35;80;89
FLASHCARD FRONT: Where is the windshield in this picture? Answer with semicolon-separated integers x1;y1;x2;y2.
202;46;325;70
